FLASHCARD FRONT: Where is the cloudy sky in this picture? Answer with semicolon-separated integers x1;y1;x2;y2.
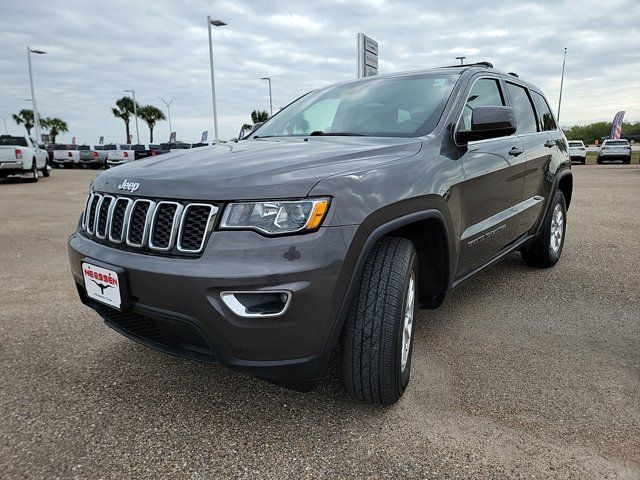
2;0;639;144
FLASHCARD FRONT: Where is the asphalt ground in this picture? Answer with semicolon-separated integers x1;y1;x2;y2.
0;165;638;479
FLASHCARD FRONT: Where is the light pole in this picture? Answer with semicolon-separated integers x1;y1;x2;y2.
158;97;175;137
27;47;46;142
260;77;273;116
207;16;226;144
557;47;567;124
455;56;466;65
124;89;139;144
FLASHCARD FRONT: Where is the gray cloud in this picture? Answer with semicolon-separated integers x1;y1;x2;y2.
1;0;638;144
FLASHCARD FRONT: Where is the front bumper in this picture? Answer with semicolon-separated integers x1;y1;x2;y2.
68;224;360;388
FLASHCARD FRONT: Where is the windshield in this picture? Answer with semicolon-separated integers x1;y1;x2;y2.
104;144;117;150
78;145;90;151
605;140;628;145
253;74;457;138
568;142;582;146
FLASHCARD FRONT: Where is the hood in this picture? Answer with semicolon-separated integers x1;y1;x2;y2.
92;137;422;200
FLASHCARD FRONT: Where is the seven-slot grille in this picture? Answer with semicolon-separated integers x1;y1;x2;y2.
82;192;217;255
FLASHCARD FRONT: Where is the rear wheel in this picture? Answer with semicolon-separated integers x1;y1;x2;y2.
596;157;603;165
522;190;566;268
24;160;39;183
341;236;418;405
41;160;50;177
581;158;586;165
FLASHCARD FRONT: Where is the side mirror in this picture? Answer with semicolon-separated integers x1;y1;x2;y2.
457;106;517;143
250;122;264;134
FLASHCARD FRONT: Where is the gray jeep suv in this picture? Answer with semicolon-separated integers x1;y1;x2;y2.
68;62;572;404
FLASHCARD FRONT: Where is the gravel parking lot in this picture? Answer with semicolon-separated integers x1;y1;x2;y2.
1;166;638;479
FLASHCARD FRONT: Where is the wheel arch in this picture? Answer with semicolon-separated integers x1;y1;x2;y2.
322;206;455;360
556;170;573;210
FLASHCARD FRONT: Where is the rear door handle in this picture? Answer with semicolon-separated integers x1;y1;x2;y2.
544;140;556;148
509;147;524;156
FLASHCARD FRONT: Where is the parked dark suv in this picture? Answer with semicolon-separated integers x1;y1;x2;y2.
68;63;572;404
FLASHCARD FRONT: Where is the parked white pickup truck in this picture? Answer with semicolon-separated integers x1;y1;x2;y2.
0;135;49;181
105;143;159;168
52;144;80;167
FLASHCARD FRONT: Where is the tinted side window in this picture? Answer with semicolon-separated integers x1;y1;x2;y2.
531;91;557;131
506;83;537;134
459;78;504;131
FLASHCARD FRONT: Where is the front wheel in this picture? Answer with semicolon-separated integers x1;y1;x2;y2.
522;190;567;268
341;236;418;405
41;161;50;177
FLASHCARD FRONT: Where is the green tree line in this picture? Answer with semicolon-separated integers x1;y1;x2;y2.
12;109;69;143
563;121;640;144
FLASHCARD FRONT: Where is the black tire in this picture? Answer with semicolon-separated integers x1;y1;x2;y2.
581;159;586;165
24;160;39;183
521;190;567;268
41;160;50;177
624;158;631;165
341;236;418;405
596;157;603;165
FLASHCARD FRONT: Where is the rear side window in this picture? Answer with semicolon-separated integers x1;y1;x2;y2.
459;78;504;131
531;91;557;131
506;83;537;134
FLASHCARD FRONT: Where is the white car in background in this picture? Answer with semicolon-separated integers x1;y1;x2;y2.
52;144;80;167
0;135;49;181
568;140;586;165
597;139;632;164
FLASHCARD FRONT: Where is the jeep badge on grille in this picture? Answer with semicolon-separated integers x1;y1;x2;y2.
117;179;140;193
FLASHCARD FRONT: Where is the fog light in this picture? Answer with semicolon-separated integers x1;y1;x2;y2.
220;291;291;318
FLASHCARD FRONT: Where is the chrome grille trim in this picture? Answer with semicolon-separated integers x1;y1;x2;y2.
125;199;156;248
148;201;184;252
177;204;218;254
108;197;134;244
81;193;217;255
95;195;116;240
86;193;102;235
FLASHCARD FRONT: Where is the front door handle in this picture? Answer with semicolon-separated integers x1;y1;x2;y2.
509;147;524;156
544;140;556;148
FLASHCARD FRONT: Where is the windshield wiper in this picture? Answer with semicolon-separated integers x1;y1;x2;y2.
309;131;366;136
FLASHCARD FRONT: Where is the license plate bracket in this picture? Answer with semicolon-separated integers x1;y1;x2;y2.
81;258;130;311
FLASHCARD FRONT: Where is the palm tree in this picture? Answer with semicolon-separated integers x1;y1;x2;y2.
41;117;69;144
251;110;269;123
137;105;166;143
111;97;139;143
12;109;35;135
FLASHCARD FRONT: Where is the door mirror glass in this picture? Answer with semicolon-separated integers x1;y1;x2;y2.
457;106;517;143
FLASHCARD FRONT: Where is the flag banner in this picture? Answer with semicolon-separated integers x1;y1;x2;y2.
169;132;177;143
72;136;76;145
201;131;208;143
128;134;133;143
610;111;625;139
98;136;104;145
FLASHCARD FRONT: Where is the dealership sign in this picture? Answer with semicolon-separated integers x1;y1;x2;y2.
357;33;378;78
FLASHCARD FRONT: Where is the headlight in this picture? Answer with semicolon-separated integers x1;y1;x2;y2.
220;198;330;235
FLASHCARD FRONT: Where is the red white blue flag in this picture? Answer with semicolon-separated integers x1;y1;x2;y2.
610;111;625;139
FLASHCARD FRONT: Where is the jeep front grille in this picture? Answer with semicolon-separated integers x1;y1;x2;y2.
82;192;218;255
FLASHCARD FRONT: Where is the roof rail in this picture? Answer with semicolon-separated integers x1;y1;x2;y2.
441;61;494;69
508;72;519;77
